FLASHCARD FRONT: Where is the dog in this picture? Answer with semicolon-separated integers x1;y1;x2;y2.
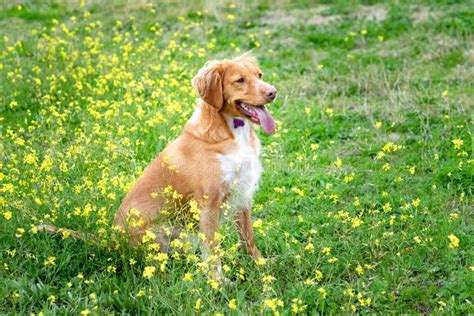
39;53;277;277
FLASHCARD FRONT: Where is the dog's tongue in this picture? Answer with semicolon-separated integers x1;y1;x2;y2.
254;106;276;134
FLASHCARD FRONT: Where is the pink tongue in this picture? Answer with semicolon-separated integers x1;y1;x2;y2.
254;106;276;134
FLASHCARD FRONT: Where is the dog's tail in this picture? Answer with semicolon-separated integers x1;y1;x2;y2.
36;224;84;240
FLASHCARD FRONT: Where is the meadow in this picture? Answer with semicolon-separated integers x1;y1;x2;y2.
0;0;473;314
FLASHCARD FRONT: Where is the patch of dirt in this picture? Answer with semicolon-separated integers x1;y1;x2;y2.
336;149;360;156
464;48;474;64
420;35;461;61
307;14;339;25
261;4;389;26
260;10;297;25
355;5;388;22
261;6;341;26
411;6;441;23
387;133;402;142
276;36;299;47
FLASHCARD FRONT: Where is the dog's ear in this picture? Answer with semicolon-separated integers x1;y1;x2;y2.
192;61;224;110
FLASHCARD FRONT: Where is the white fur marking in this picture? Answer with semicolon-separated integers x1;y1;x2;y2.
219;114;261;218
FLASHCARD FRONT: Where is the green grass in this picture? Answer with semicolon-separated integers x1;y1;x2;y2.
1;0;473;314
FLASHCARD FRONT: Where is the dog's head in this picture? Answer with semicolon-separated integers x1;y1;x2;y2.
192;53;277;134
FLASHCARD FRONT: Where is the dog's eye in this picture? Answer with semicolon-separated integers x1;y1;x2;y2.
258;73;263;79
236;77;245;83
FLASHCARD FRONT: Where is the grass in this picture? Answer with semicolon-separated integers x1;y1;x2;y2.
0;0;473;314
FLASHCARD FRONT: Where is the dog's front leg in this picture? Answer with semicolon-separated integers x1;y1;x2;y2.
199;205;223;279
235;208;261;259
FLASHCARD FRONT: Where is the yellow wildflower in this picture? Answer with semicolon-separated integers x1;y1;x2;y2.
452;139;463;149
318;287;328;298
3;211;12;220
448;234;459;248
44;256;56;266
143;266;156;279
183;273;192;282
228;299;237;310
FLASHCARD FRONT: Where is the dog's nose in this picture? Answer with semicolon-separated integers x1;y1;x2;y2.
266;88;277;100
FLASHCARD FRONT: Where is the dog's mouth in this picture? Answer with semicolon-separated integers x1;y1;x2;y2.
235;101;276;134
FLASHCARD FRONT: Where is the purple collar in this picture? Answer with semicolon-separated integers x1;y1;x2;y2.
233;118;245;129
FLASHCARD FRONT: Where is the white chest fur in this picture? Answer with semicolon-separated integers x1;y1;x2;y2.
219;115;262;214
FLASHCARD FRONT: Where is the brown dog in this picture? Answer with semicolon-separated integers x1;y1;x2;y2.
39;53;277;276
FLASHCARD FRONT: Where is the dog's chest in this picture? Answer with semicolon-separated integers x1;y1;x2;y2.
218;120;261;212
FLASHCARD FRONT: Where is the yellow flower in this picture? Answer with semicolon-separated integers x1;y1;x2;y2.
3;211;12;220
228;299;237;310
253;218;263;229
318;287;328;298
351;217;362;228
344;173;354;183
24;153;38;165
325;108;334;117
194;298;202;310
44;256;56;266
305;242;315;252
227;14;236;20
382;203;392;212
291;298;307;313
375;121;382;128
15;228;25;238
207;279;220;289
142;230;157;243
183;272;193;282
448;234;459;248
315;270;323;281
438;301;446;310
255;257;266;266
143;266;156;279
263;298;284;312
452;139;463;149
80;309;91;316
448;213;459;222
59;229;70;239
